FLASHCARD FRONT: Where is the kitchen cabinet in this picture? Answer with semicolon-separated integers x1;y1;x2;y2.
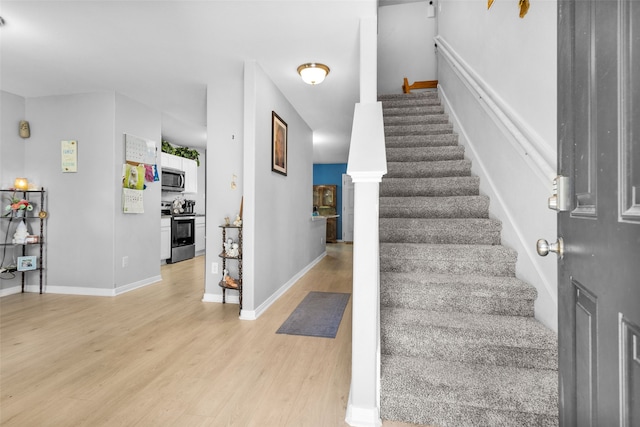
160;153;198;194
161;217;171;261
195;216;205;254
182;158;198;194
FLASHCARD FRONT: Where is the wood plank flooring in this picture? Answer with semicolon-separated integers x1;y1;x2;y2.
1;243;423;427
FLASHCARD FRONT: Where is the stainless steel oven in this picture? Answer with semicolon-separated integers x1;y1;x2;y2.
169;215;195;263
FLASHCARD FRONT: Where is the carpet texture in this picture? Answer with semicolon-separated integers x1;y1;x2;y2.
378;91;558;426
276;291;350;338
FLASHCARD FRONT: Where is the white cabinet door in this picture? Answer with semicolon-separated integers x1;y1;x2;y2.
161;152;182;170
195;216;205;254
182;158;198;194
161;218;171;260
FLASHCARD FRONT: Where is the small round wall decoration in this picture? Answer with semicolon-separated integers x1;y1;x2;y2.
38;210;48;219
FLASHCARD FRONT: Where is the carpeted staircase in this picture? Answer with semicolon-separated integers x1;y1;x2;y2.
378;91;558;427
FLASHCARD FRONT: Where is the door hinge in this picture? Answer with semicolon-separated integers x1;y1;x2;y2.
548;175;571;211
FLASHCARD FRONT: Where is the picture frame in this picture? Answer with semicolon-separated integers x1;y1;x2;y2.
271;111;288;176
17;255;37;271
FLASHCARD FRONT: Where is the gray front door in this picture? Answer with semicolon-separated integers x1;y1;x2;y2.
557;0;640;425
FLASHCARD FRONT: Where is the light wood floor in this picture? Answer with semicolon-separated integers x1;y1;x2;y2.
1;244;423;427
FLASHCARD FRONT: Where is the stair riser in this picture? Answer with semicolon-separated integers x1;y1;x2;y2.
386;147;465;162
385;124;453;136
380;228;500;245
385;134;459;147
381;177;480;197
383;115;449;126
379;196;490;219
386;161;471;178
383;105;445;116
380;257;516;276
381;357;559;425
380;98;441;108
380;399;559;427
381;327;557;370
381;289;535;316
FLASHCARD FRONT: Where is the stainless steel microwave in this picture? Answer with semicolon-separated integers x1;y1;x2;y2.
161;167;185;192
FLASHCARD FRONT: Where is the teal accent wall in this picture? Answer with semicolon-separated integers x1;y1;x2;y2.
313;163;347;240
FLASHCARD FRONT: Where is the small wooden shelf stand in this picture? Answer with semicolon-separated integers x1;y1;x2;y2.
218;224;242;314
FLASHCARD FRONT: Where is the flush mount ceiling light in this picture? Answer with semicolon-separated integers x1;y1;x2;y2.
297;63;330;85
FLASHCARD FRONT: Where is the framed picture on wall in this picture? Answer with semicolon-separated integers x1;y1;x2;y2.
271;111;287;176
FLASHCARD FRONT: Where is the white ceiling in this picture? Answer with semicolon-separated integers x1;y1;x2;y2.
0;0;383;163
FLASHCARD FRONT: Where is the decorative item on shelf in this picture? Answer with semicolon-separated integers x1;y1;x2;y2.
14;178;28;190
224;275;239;289
12;220;29;244
233;214;242;227
224;216;230;226
3;194;34;217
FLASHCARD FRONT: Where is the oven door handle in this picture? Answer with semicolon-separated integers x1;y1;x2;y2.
173;216;196;221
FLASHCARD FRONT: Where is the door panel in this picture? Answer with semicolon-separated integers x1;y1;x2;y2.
558;0;640;425
620;0;640;222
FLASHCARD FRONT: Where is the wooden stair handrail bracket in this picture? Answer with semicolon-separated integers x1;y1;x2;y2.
402;78;438;93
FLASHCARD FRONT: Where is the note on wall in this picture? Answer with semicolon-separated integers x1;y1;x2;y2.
122;188;144;213
125;134;156;165
61;140;78;172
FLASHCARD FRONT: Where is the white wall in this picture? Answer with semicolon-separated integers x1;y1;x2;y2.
1;91;162;295
203;61;325;318
0;91;26;189
113;93;162;291
437;0;558;330
378;1;438;94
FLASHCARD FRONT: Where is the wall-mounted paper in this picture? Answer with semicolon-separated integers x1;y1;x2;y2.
122;188;144;213
61;140;78;172
125;134;156;165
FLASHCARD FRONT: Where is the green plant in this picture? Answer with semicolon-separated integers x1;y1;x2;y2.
161;140;200;166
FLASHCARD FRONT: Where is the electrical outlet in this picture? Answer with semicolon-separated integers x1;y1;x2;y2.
211;262;218;274
122;256;129;268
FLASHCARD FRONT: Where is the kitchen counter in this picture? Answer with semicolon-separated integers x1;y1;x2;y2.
311;214;339;221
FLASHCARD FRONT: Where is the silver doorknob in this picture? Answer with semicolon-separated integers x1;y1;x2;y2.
536;238;564;259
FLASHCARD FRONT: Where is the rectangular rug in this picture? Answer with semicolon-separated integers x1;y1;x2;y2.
276;291;351;338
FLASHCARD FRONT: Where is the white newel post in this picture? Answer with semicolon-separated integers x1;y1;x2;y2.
345;100;386;427
345;15;385;427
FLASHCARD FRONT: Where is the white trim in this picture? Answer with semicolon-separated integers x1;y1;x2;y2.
115;275;162;295
0;286;23;297
202;251;327;321
439;85;558;309
0;275;163;297
435;36;556;182
345;390;382;427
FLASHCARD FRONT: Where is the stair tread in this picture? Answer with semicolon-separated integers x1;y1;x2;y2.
380;272;536;296
386;160;472;178
380;217;500;228
384;134;459;147
381;307;557;349
380;242;516;256
380;272;536;317
386;146;465;162
381;357;558;417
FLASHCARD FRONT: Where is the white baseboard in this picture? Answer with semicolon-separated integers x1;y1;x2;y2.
202;251;327;321
345;390;382;427
1;275;162;298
